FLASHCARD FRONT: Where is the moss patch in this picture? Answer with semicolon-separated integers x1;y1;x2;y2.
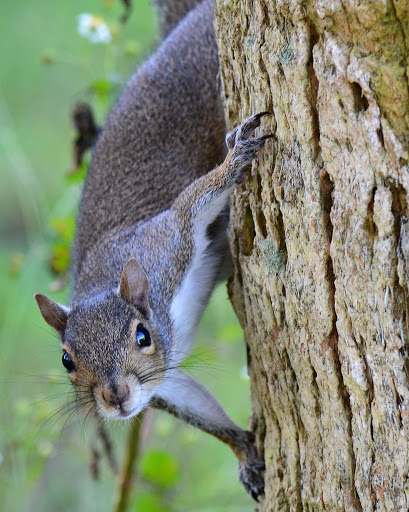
261;238;286;275
279;44;295;64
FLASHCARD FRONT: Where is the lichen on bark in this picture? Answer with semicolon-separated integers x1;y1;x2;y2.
214;1;409;510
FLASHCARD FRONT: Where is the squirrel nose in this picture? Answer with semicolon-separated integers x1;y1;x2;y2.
102;382;130;408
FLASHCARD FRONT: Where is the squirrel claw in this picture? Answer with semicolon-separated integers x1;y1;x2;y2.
226;112;273;184
226;111;272;149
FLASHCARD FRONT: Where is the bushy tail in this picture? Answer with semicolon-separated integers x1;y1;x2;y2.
152;0;205;38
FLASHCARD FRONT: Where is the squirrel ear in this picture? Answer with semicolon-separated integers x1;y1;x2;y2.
119;259;150;317
34;293;69;336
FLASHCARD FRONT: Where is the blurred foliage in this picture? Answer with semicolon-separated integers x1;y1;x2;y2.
133;493;170;512
67;158;89;184
141;449;181;489
0;0;253;511
49;216;75;275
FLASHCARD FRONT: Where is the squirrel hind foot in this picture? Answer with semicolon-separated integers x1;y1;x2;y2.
236;430;265;502
239;454;265;502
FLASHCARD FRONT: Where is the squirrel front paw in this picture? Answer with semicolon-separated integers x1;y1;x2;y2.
226;112;273;184
238;431;265;501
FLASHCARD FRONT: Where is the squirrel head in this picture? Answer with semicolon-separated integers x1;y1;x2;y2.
35;259;166;420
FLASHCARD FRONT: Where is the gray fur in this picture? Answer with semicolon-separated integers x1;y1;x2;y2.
35;1;267;500
153;0;204;38
73;0;223;276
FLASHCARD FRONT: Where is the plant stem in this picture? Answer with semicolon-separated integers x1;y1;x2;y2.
113;409;154;512
113;415;143;512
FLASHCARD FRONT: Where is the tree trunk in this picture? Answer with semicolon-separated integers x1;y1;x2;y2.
214;1;409;510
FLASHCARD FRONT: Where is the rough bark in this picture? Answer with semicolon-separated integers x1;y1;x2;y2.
214;1;409;510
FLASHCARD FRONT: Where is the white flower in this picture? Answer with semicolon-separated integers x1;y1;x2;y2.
77;14;112;44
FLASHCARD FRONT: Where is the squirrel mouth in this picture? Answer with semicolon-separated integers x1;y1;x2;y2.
118;407;136;419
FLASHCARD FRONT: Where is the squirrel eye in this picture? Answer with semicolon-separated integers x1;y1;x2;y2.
136;324;151;347
62;350;75;373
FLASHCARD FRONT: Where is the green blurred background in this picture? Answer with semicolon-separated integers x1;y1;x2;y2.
0;1;253;511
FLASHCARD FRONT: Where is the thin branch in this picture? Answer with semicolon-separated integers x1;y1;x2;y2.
112;409;154;512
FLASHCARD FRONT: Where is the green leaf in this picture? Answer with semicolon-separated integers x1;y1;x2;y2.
133;493;171;512
140;449;180;488
50;216;75;241
91;78;114;99
66;159;88;184
49;216;75;274
49;242;71;275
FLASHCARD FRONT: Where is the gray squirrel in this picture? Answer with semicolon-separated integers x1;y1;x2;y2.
35;0;270;500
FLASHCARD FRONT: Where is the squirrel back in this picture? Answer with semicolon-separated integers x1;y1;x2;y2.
73;0;224;277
